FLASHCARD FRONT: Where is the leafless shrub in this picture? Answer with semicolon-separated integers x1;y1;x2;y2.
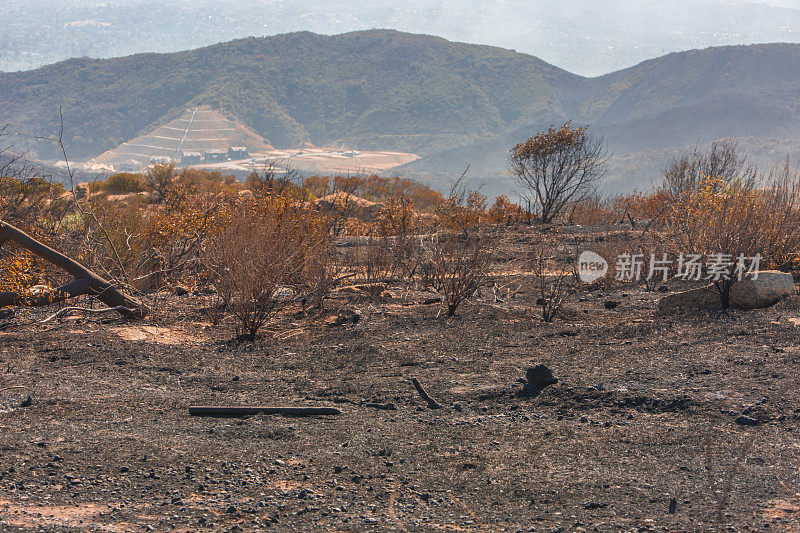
342;237;393;300
245;159;303;198
529;236;577;322
144;162;176;200
204;194;331;340
423;229;494;316
661;140;756;197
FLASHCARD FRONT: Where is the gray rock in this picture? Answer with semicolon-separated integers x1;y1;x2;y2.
736;414;758;426
657;271;794;312
521;365;558;397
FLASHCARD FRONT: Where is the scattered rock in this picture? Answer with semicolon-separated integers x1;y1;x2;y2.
520;365;558;397
584;501;607;510
365;402;396;410
736;414;758;426
658;271;795;312
325;309;363;327
173;285;190;296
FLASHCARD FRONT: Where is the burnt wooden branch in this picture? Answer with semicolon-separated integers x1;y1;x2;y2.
410;377;443;409
188;406;342;417
0;221;147;318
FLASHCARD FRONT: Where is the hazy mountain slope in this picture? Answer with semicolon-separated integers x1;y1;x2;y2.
3;0;800;76
2;31;799;193
398;43;800;192
0;30;580;160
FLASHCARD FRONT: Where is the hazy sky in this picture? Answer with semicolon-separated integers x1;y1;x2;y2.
745;0;799;6
4;0;800;75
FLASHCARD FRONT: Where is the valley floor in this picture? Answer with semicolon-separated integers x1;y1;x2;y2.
1;226;800;532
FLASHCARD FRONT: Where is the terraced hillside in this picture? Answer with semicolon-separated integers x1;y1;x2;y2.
93;107;273;168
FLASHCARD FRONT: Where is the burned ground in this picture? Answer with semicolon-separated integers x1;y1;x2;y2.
1;225;799;532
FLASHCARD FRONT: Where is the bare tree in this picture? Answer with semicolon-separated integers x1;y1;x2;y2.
0;221;147;317
144;162;177;200
661;140;756;197
0;116;147;318
245;158;303;197
509;122;608;225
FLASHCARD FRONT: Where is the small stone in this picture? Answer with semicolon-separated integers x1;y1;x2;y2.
736;414;758;426
173;285;189;296
583;502;606;510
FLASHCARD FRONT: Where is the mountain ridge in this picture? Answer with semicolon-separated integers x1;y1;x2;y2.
1;30;799;193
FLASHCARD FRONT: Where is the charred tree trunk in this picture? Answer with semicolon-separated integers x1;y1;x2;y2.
0;221;147;318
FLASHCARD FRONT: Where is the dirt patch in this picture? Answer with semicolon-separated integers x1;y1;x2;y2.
0;499;111;530
111;325;201;345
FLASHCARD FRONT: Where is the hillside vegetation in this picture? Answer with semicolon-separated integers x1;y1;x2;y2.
1;31;799;192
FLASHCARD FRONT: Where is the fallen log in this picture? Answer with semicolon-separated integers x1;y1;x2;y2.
0;221;147;319
410;377;443;409
188;406;342;417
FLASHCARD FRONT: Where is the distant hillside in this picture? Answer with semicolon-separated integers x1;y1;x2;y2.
1;31;799;193
399;42;800;193
0;31;579;162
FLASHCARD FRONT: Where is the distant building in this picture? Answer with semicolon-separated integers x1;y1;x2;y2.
342;150;361;157
202;150;227;163
228;146;249;159
181;151;202;165
150;156;173;165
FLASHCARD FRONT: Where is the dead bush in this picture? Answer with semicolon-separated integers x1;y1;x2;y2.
423;228;494;316
101;173;148;194
662;140;756;198
144;162;177;200
204;193;331;340
342;237;393;300
663;169;800;307
529;236;577;322
377;196;426;285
